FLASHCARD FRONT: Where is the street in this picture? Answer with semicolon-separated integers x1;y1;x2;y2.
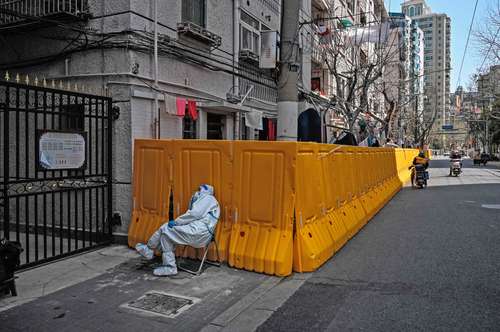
259;159;500;331
1;0;500;331
1;160;500;332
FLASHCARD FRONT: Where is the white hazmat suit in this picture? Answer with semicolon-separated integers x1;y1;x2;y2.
135;184;220;276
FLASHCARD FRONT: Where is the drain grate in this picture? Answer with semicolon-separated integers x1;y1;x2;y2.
124;291;198;318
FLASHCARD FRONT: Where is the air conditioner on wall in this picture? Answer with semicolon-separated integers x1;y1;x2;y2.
176;22;222;48
239;49;259;63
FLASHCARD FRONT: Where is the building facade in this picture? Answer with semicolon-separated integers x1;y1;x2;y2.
0;0;397;239
383;12;424;145
402;0;451;148
0;0;282;237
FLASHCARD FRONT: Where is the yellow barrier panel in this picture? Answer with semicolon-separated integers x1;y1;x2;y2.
293;143;334;272
128;140;171;248
172;140;233;262
128;140;418;276
228;141;295;276
318;145;349;253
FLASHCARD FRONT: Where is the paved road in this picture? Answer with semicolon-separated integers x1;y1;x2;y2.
259;160;500;331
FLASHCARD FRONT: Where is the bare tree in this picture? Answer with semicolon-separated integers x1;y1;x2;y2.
318;12;399;132
473;1;500;67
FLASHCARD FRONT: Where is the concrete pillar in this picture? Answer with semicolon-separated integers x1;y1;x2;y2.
197;110;207;139
224;114;234;140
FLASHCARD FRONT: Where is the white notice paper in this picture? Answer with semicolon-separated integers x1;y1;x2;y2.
39;132;86;170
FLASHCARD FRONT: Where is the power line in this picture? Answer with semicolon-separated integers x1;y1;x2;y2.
456;0;479;88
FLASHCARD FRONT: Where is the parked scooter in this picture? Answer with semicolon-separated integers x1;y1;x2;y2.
449;159;462;177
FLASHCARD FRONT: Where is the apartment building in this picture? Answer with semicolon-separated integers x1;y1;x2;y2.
477;65;500;105
402;0;451;148
299;0;388;142
384;12;424;144
0;0;282;236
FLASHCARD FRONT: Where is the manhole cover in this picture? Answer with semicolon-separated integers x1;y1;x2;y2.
123;291;199;318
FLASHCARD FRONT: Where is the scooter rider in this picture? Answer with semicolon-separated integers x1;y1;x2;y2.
411;151;429;187
449;150;462;176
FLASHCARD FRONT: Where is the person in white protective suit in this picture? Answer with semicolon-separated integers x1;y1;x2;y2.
135;184;220;276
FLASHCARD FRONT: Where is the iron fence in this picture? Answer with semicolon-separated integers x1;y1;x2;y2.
0;80;113;269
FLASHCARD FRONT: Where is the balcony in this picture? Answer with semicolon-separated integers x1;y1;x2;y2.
0;0;89;29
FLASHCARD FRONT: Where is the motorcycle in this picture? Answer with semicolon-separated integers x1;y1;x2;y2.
449;159;461;177
411;164;428;189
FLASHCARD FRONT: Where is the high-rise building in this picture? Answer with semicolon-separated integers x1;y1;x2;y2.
402;0;451;148
384;12;424;144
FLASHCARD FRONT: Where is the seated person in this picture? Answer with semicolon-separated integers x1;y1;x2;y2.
135;184;220;276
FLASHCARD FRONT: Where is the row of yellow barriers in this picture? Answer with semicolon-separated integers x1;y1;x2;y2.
128;139;418;276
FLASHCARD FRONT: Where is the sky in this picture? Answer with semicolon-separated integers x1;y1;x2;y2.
384;0;493;92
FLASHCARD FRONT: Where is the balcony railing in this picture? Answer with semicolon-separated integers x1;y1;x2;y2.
0;0;88;27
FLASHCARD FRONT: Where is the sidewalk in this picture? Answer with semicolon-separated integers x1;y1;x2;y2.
0;245;307;332
488;161;500;169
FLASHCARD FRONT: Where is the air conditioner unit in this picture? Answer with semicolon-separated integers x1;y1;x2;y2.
177;22;222;48
239;49;259;63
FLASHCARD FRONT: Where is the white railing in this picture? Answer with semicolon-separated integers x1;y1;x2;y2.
0;0;87;25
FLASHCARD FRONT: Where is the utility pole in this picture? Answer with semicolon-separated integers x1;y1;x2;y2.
153;0;159;138
277;0;300;141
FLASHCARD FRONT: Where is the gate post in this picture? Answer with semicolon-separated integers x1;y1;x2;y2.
2;88;9;240
107;99;113;239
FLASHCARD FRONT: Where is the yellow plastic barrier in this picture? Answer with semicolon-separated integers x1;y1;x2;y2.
228;141;295;276
318;145;349;253
128;140;171;248
293;143;334;272
172;140;233;262
128;140;418;276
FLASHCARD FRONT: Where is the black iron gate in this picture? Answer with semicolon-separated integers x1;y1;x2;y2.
0;80;113;269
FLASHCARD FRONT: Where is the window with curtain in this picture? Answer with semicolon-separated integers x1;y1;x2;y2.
182;0;206;27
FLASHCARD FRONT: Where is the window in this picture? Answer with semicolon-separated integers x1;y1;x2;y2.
360;14;367;25
416;5;422;16
240;11;267;55
207;113;224;139
347;0;355;14
182;0;206;27
409;6;415;17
